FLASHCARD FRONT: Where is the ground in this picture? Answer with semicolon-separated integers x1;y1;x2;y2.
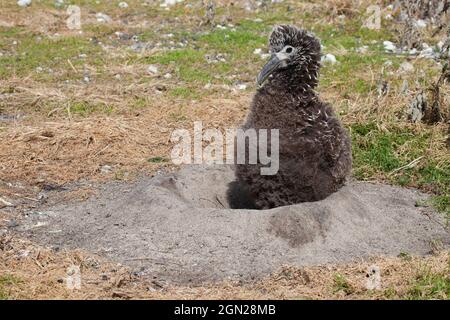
0;0;449;299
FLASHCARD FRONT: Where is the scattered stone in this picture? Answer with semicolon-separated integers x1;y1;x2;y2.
235;83;247;90
409;48;418;55
414;19;427;29
83;74;90;83
205;53;226;64
118;1;128;8
147;65;159;75
163;73;172;79
96;13;112;23
54;0;64;8
253;48;262;55
356;45;368;54
321;53;337;64
383;41;396;53
160;0;183;7
419;46;434;59
17;0;31;7
115;31;133;41
100;165;113;174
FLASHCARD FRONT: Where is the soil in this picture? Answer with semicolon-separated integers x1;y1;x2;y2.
15;165;449;285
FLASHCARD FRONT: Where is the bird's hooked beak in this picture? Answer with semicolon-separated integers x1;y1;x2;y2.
256;52;289;87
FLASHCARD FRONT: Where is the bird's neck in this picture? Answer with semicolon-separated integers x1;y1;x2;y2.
265;66;320;95
263;77;318;100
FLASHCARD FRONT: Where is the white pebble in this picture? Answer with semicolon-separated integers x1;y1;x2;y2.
321;53;337;64
414;19;427;29
147;65;158;74
17;0;31;7
253;48;262;55
383;41;396;52
96;12;112;23
118;2;128;8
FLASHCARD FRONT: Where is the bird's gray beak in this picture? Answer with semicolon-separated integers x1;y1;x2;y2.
257;53;288;87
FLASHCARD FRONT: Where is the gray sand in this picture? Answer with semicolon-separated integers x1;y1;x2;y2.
18;165;449;284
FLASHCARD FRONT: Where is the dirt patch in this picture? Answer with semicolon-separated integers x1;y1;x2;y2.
14;165;449;285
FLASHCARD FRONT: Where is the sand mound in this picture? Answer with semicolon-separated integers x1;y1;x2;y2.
19;165;449;284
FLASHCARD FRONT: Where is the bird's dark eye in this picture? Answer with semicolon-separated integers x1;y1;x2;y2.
285;47;293;53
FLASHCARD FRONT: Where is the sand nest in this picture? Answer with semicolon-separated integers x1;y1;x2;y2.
19;165;449;285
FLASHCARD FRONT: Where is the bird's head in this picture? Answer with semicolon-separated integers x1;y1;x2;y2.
257;25;321;88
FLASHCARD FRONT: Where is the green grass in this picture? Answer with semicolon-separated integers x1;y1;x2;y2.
0;28;102;80
332;274;354;295
0;275;21;300
350;122;449;215
406;269;450;300
148;156;168;163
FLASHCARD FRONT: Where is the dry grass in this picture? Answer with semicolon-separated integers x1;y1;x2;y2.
1;236;448;300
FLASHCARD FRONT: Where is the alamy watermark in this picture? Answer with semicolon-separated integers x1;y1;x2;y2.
66;265;81;290
170;121;279;175
66;5;81;30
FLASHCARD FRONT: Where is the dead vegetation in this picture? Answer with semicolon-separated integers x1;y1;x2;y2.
0;236;448;300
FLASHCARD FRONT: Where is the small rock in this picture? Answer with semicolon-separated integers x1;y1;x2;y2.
147;65;159;74
414;19;427;29
253;48;262;55
54;0;64;8
383;41;396;53
419;47;434;59
356;45;368;54
118;1;128;8
100;165;113;174
96;13;112;23
17;0;31;7
236;83;247;90
163;73;172;79
83;74;90;83
321;53;337;64
409;48;418;55
161;0;183;7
